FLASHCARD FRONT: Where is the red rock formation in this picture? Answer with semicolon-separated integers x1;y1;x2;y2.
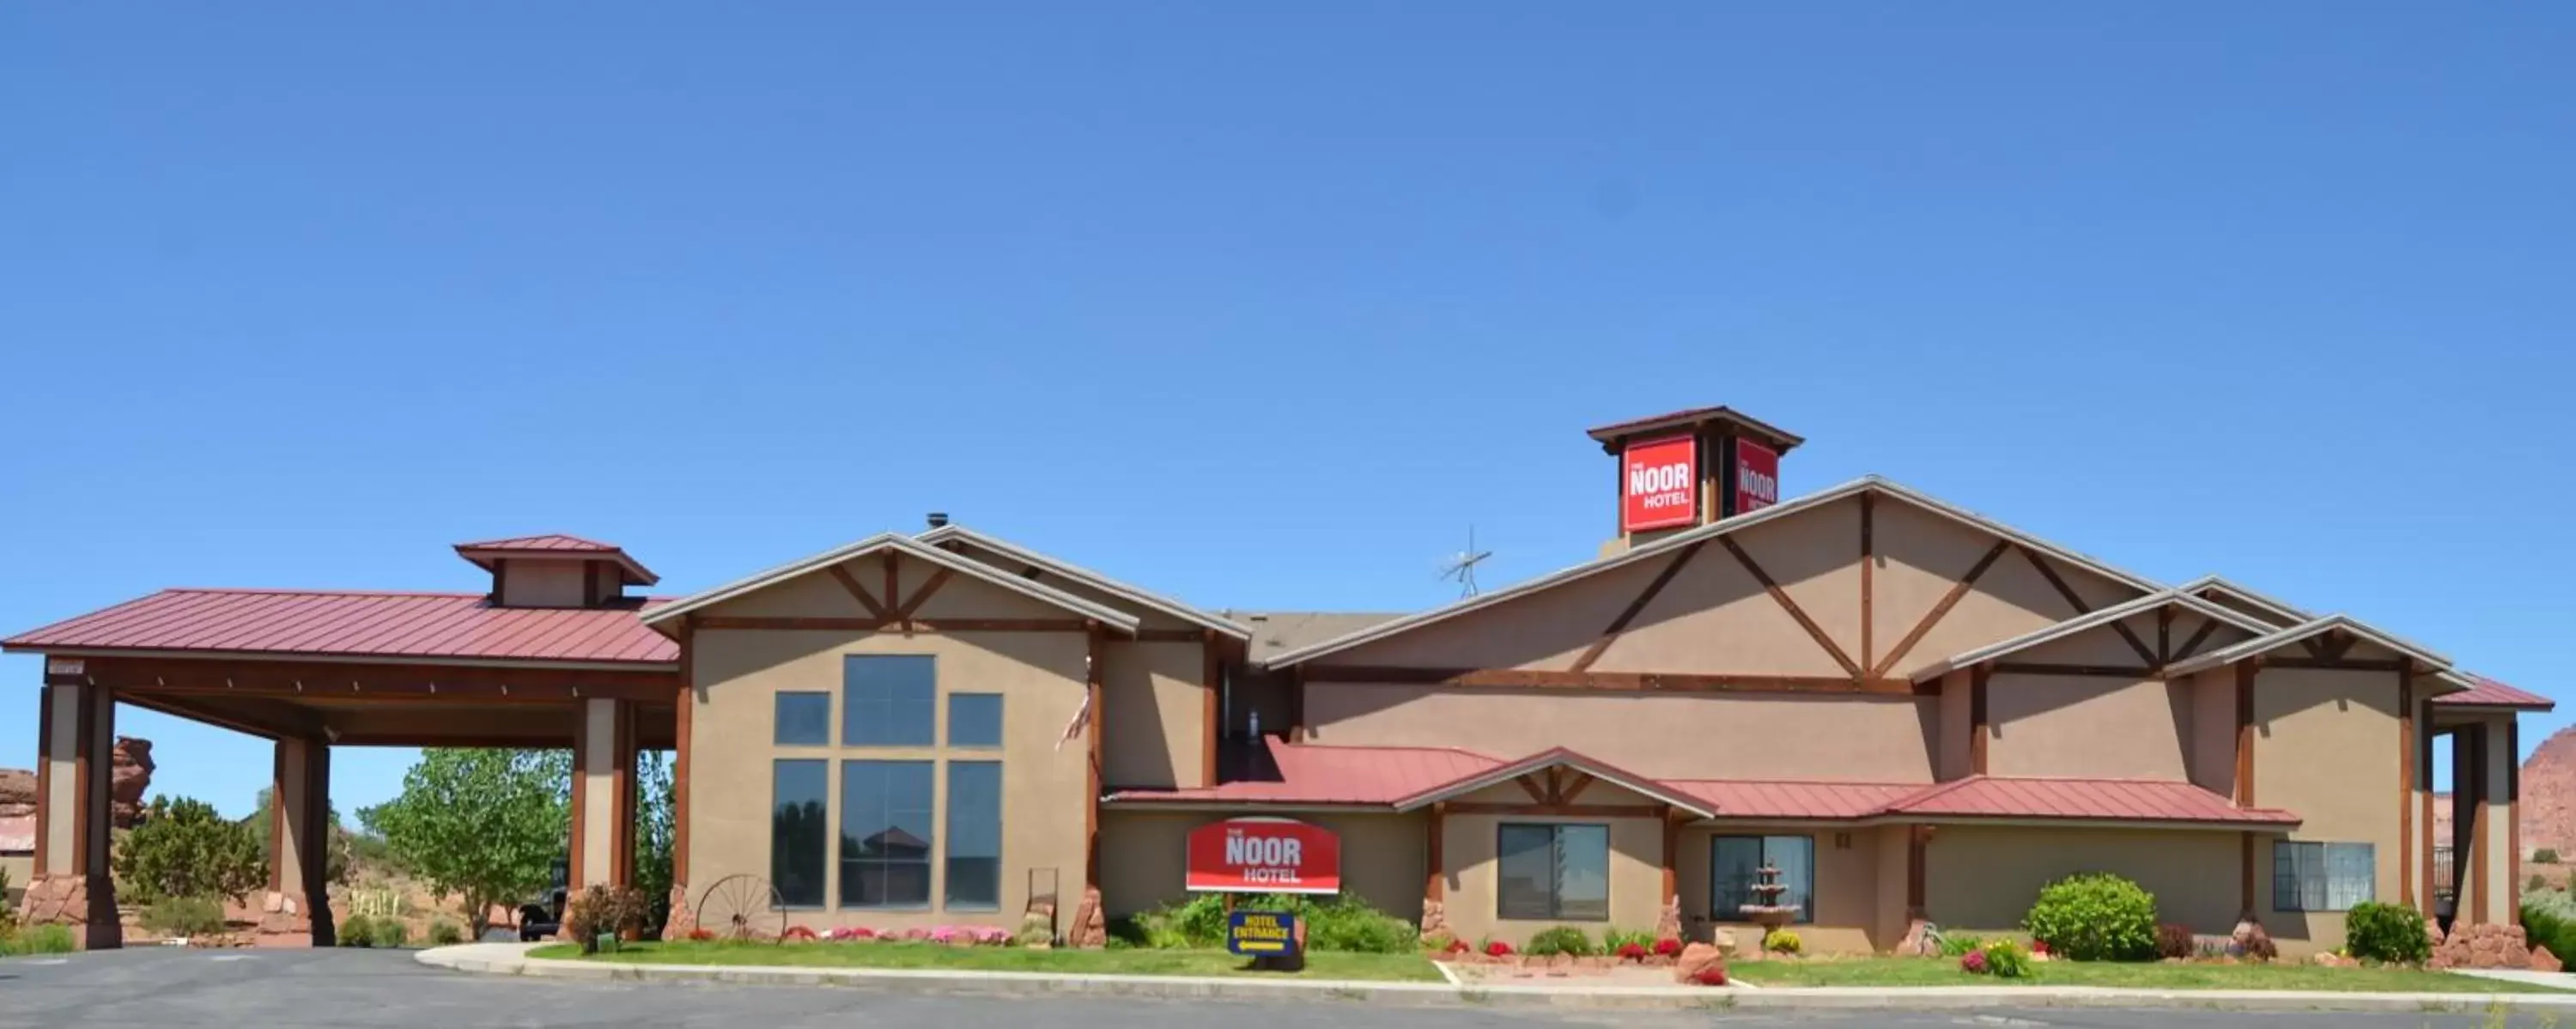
2523;726;2576;861
0;766;33;819
110;736;155;829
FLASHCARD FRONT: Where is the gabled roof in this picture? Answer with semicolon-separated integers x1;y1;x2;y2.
1910;589;2278;681
1662;779;1923;820
1883;776;2299;825
918;524;1249;640
1387;746;1719;817
1103;737;1501;807
638;533;1141;635
2176;575;2308;627
455;533;658;586
1;588;677;666
2162;613;2451;679
2433;673;2554;711
1261;476;2164;668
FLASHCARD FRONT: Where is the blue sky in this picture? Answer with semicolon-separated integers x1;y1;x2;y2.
3;3;2569;818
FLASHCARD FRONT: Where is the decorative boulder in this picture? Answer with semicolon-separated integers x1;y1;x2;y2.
2535;946;2564;973
1672;941;1726;985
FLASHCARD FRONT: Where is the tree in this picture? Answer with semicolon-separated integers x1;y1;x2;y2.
112;796;267;902
242;788;354;886
635;751;676;935
361;749;568;940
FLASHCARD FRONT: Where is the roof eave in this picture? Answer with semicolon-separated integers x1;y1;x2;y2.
639;533;1143;636
916;524;1252;640
1910;591;2277;683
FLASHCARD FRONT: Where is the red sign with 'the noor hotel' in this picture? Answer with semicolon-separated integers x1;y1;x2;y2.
1621;434;1698;532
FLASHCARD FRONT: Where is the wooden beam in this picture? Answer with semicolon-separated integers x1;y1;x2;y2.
1084;624;1105;890
2398;667;2413;908
1905;825;1931;919
2470;725;2488;923
2321;631;2359;662
1136;629;1206;642
1570;543;1700;673
83;655;677;703
1444;801;1667;819
1718;536;1862;679
2421;703;2436;918
2172;618;2223;663
674;618;693;890
2512;719;2524;927
1660;803;1680;903
2234;661;2257;806
1559;771;1597;804
1969;665;1990;776
268;740;288;893
1871;540;2009;679
882;551;901;620
2239;831;2257;920
890;568;955;627
2020;545;2156;666
71;685;94;878
1201;630;1221;789
568;703;588;892
827;564;893;620
112;691;303;740
1299;665;1913;695
1514;773;1548;803
1990;661;2160;679
1425;802;1446;904
1859;494;1875;675
2157;606;2172;665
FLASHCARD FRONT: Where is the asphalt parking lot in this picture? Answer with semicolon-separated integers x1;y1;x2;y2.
0;947;2563;1028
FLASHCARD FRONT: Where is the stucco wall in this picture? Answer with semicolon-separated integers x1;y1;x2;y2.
1442;810;1663;946
501;558;588;608
1100;641;1206;790
1095;810;1426;922
685;563;1092;931
1936;670;1971;779
1924;825;2244;936
1;853;27;908
2253;664;2403;950
2185;667;2239;797
1984;672;2190;780
1304;685;1935;782
1866;500;2144;681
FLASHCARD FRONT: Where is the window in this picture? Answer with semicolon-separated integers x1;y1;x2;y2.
1710;836;1815;924
771;759;829;909
843;655;936;746
948;693;1003;748
1496;824;1610;921
775;692;831;746
945;761;1003;910
841;760;934;908
2275;842;2374;912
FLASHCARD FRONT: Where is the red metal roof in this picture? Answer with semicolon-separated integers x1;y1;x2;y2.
2;588;677;665
1107;738;1500;806
453;534;658;586
1884;776;2298;825
2434;675;2553;710
1667;779;1925;820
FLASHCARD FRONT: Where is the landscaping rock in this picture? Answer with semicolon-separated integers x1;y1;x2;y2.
661;883;697;941
2537;946;2564;973
1068;887;1108;949
109;736;155;828
1419;898;1449;941
1671;941;1724;984
1653;897;1682;944
2433;921;2535;970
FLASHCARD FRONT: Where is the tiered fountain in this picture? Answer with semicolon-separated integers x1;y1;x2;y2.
1736;865;1801;957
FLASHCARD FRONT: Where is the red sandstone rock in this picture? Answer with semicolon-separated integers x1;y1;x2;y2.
662;884;698;941
1672;941;1725;984
2535;946;2564;972
109;737;154;829
1068;886;1107;948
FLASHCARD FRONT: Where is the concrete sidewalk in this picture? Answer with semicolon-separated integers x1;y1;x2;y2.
416;943;2576;1013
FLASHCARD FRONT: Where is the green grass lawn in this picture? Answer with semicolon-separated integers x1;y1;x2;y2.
1728;956;2576;995
525;940;1444;982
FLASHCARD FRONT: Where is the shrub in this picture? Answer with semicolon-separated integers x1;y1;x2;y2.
1981;941;2033;979
2024;872;2157;961
564;886;648;952
2237;922;2277;962
2538;849;2562;865
2537;874;2553;892
2154;922;2195;960
376;919;411;948
2527;899;2576;971
1935;931;1988;957
1131;892;1413;953
1614;941;1647;961
428;921;466;947
142;897;226;937
1960;948;1990;974
1763;929;1802;955
338;914;377;948
1484;939;1514;957
1601;928;1656;953
0;924;78;956
2343;902;2430;965
1526;926;1596;957
112;796;267;904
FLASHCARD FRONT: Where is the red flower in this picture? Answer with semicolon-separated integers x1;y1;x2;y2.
686;928;716;942
782;926;818;941
1653;938;1683;957
1615;942;1648;961
1692;965;1728;987
1485;941;1514;957
1443;939;1469;954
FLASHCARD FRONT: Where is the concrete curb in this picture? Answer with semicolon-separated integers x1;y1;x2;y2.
413;944;2576;1013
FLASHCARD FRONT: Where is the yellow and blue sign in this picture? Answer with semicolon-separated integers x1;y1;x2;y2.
1226;910;1299;956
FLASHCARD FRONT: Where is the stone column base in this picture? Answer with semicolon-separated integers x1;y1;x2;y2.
252;890;317;946
1897;917;1935;957
661;883;697;941
17;875;92;927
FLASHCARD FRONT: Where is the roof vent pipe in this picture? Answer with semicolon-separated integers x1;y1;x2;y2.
926;512;950;529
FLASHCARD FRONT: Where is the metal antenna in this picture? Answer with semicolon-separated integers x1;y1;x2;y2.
1437;527;1494;597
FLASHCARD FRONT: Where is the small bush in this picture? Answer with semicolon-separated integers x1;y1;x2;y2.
1600;928;1656;953
2536;874;2553;892
143;896;227;937
2343;902;2430;965
1614;941;1647;961
375;919;411;948
1127;892;1413;953
2538;849;2562;864
1763;929;1802;955
2154;922;2194;960
564;886;648;953
0;924;78;956
337;914;377;948
1960;948;1989;974
1483;939;1513;957
2024;872;2157;961
2526;900;2576;971
2237;922;2276;962
428;921;465;947
1653;936;1682;957
1981;941;2033;979
1935;930;1988;957
1526;926;1596;956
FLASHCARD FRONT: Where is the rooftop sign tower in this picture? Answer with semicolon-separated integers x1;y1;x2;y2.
1586;406;1803;551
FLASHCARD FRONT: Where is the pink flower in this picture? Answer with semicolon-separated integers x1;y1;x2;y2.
1961;950;1990;974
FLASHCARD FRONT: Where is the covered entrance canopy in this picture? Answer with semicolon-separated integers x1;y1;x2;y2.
3;536;683;948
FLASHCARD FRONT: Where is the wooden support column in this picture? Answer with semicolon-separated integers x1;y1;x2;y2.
2511;718;2524;926
2234;661;2258;807
2239;831;2257;921
31;684;52;879
1201;630;1222;788
2455;726;2486;923
1425;802;1446;904
611;699;637;889
568;702;589;892
1858;493;1875;676
76;683;119;948
2398;668;2414;908
1084;622;1105;890
1659;804;1680;903
2421;716;2438;921
673;618;695;892
300;740;336;947
1968;665;1990;776
1905;825;1931;920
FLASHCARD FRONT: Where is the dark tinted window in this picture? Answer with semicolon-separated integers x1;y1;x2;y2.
843;655;937;746
948;693;1003;748
775;692;830;746
945;761;1003;910
770;759;829;909
840;760;934;908
1497;823;1608;921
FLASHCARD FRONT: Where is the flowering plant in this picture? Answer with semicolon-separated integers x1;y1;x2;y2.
686;928;716;942
1484;940;1514;957
1443;938;1470;954
782;925;818;942
1960;949;1990;974
1652;937;1683;957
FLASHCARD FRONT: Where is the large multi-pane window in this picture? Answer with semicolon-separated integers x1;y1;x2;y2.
1710;835;1815;924
1497;824;1610;921
775;692;831;746
843;655;937;746
2275;842;2374;912
948;693;1003;748
771;759;829;909
841;760;935;908
945;761;1003;910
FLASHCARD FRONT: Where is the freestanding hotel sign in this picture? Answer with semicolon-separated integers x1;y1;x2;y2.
1186;817;1341;894
1621;433;1699;533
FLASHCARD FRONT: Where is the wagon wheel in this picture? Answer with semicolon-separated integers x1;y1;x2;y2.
696;874;787;942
